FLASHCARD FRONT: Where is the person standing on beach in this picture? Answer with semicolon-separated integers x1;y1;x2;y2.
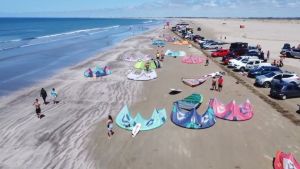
218;76;224;92
156;50;160;60
145;61;150;72
51;88;58;104
211;77;217;90
40;88;48;104
160;49;164;61
33;99;42;119
205;56;209;66
279;57;284;67
260;51;265;61
107;115;114;138
267;50;270;61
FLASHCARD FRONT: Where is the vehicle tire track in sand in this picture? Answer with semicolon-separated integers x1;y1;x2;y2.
171;30;300;126
0;30;157;169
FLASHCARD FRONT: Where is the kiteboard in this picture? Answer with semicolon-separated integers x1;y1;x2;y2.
169;88;183;95
131;123;141;137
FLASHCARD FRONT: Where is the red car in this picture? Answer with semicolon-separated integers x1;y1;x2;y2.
211;49;229;57
222;56;235;65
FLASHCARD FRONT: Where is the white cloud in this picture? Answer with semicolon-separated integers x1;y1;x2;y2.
2;0;300;17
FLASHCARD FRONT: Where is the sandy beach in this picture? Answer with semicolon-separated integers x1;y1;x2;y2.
0;19;300;169
187;18;300;120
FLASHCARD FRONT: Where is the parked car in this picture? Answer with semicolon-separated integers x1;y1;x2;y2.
248;46;259;51
171;27;177;31
248;66;282;78
233;58;262;71
250;62;272;71
192;35;204;42
230;42;248;56
255;71;286;88
286;48;300;58
270;80;300;99
199;40;215;48
280;43;291;55
271;72;300;84
222;52;238;65
211;49;230;57
228;56;259;68
202;42;223;50
244;50;260;57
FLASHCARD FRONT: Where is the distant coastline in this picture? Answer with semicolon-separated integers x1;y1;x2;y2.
165;16;300;20
1;16;299;21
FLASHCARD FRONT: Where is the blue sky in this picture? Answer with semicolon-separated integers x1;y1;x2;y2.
1;0;300;17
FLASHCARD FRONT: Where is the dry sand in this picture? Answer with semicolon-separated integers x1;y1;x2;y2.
89;22;300;169
187;18;300;71
188;18;300;119
0;19;300;169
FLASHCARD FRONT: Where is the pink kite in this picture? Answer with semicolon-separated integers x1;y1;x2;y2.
182;77;208;87
181;56;205;64
164;35;175;42
210;98;254;121
274;151;300;169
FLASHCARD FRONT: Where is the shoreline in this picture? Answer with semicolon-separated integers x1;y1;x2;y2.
0;18;162;97
1;18;300;169
0;25;159;103
0;27;163;168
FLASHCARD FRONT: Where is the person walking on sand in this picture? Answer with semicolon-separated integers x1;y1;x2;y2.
211;77;217;90
272;59;277;66
267;50;270;61
33;99;42;119
160;50;164;61
145;61;150;72
40;88;48;104
218;76;224;92
205;56;209;66
107;115;114;138
156;50;160;60
279;57;284;67
51;88;58;104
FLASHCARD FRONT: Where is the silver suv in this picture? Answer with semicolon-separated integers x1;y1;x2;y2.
286;48;300;58
255;71;299;88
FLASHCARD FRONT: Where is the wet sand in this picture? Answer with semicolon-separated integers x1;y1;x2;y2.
0;19;300;169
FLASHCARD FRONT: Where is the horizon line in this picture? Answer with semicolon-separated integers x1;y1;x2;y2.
0;16;300;19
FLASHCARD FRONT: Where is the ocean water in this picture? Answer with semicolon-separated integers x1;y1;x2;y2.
0;18;161;96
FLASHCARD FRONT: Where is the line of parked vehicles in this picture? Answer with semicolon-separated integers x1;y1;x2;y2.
217;43;300;100
172;24;300;100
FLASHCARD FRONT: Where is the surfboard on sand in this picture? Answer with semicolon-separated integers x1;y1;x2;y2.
169;88;183;95
132;123;142;137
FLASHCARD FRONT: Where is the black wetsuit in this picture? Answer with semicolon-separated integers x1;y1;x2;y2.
40;89;47;104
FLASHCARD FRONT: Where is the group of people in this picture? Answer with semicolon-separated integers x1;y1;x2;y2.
33;88;58;119
272;57;284;67
156;50;165;61
211;76;224;92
